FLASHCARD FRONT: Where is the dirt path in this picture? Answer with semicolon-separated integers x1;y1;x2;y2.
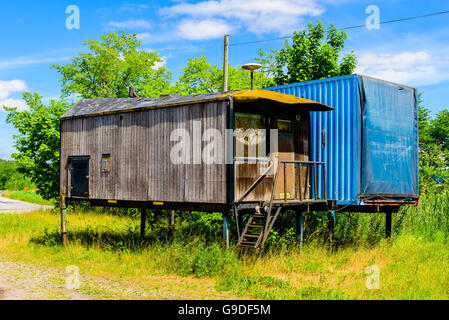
0;257;239;300
0;193;54;213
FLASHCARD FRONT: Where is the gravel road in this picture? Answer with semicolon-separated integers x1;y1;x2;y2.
0;191;54;213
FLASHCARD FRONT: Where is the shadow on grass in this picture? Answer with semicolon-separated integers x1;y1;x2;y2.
29;228;177;252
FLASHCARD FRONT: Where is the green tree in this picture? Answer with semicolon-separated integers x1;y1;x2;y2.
429;110;449;151
53;32;173;98
4;93;71;200
417;94;449;189
176;56;273;95
257;21;357;85
0;160;18;190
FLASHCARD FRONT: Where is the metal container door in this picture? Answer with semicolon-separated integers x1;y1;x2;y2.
69;157;90;199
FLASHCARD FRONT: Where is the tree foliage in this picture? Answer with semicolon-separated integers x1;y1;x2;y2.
52;32;172;98
417;93;449;190
257;21;357;85
4;93;70;200
0;159;34;191
176;56;274;94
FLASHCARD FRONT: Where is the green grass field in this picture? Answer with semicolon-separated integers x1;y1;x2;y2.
0;186;448;300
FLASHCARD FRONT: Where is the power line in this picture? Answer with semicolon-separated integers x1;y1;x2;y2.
152;9;449;52
342;9;449;31
228;9;449;47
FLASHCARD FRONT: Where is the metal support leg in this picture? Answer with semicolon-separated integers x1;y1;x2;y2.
60;194;67;247
169;210;175;240
296;210;304;252
386;209;392;239
140;209;147;242
327;211;335;249
223;212;231;248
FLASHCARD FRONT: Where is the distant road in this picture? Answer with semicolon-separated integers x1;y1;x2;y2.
0;192;54;213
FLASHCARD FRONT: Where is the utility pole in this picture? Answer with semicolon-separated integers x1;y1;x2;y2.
223;35;229;92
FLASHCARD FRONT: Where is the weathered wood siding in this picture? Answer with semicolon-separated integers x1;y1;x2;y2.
60;101;228;204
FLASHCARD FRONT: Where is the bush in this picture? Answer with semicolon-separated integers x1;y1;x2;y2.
178;242;237;278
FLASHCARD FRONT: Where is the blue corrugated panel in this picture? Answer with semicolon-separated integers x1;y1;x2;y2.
268;74;418;205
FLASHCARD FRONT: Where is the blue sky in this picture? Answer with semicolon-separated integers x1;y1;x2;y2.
1;0;448;159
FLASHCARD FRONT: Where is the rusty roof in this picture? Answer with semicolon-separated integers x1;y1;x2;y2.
61;90;333;120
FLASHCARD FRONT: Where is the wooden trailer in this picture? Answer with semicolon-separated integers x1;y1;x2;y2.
60;90;333;248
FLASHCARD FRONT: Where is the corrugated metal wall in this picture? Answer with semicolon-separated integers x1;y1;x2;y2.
268;74;419;204
269;75;361;204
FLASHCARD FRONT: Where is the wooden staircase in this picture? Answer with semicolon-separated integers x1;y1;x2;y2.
237;206;282;249
235;160;327;249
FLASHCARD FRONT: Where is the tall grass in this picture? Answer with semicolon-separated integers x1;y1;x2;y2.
0;186;448;299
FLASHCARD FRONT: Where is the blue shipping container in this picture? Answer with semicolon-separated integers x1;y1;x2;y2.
268;74;419;205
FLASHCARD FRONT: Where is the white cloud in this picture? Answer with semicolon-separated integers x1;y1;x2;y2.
119;2;149;13
0;80;29;112
108;19;151;29
144;49;167;69
160;0;324;37
177;19;232;40
137;32;152;42
0;80;27;100
0;98;28;112
0;56;70;71
355;51;449;86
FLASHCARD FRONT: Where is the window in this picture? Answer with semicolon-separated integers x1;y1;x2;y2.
234;113;267;159
277;119;292;133
101;154;111;173
277;119;294;153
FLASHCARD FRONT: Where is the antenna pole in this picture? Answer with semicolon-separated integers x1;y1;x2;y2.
223;35;229;92
251;71;254;90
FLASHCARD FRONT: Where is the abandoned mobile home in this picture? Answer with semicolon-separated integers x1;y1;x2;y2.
60;75;419;248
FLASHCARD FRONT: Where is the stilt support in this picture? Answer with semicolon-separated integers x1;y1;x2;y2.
327;211;335;249
386;209;392;239
296;210;304;252
223;211;231;248
140;209;147;242
169;210;175;239
60;194;67;247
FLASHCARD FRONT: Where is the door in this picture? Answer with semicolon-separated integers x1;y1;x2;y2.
274;118;295;200
69;157;90;198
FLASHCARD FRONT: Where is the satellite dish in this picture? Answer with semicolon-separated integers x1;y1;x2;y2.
241;63;262;90
242;63;262;71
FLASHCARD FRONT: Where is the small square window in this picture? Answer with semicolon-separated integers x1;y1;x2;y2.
101;154;111;173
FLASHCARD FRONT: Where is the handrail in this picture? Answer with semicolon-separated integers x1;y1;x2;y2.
236;159;327;204
237;160;274;203
276;160;327;203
